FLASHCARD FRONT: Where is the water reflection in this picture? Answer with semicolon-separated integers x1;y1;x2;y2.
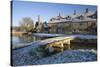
19;35;34;43
12;34;97;50
12;35;48;45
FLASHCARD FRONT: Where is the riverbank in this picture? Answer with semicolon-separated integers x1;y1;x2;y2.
12;38;97;66
12;46;97;66
12;31;26;36
11;33;97;66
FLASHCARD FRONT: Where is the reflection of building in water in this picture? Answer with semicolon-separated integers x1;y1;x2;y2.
47;8;97;34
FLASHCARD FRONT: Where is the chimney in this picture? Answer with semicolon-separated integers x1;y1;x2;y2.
74;10;76;15
59;12;61;17
38;15;42;24
85;8;89;14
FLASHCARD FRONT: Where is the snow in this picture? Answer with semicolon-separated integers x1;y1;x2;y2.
12;47;97;66
33;33;97;39
33;33;66;37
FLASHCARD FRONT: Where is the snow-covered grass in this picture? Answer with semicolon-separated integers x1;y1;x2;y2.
34;49;97;65
12;43;97;66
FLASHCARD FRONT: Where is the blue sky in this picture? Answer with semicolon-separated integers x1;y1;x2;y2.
11;1;97;26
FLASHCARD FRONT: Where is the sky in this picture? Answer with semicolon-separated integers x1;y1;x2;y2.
11;1;97;26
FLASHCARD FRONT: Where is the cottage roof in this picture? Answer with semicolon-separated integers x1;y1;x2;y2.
48;11;97;23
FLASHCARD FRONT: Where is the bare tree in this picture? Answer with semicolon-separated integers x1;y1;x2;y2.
19;17;34;32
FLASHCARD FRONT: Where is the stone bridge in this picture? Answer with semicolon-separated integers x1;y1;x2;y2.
44;36;74;52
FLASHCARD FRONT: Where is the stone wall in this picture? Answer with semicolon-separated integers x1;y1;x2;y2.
47;21;97;34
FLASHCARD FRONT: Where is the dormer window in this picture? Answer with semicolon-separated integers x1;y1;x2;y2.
67;16;71;20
